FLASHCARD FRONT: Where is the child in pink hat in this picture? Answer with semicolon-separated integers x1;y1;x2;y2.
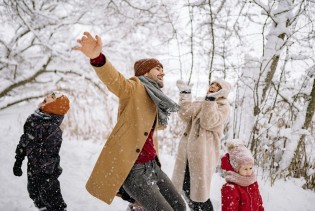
221;139;264;211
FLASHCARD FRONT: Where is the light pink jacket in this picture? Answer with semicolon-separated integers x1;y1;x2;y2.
172;93;230;202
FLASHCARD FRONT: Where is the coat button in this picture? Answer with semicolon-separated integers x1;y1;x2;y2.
136;148;140;153
184;133;187;136
144;132;148;136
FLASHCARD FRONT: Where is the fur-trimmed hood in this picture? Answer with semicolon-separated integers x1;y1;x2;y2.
212;79;232;98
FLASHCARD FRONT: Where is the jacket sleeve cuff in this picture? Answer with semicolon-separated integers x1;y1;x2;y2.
90;53;106;67
205;96;216;101
15;155;24;162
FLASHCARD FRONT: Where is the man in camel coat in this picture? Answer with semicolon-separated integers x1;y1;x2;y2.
172;79;231;211
73;32;186;211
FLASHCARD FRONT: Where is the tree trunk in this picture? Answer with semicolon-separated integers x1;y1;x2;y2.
289;78;315;182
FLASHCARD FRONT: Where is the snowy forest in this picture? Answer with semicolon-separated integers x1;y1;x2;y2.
1;0;315;210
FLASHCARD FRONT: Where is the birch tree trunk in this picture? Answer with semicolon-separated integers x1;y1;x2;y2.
250;0;293;152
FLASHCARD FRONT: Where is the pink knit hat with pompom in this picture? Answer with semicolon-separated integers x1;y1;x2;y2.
229;145;254;172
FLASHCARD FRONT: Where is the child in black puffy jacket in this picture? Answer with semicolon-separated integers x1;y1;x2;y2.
13;92;70;211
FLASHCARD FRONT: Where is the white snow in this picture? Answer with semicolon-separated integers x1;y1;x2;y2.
1;104;315;211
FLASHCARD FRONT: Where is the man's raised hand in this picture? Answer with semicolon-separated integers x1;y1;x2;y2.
73;32;102;59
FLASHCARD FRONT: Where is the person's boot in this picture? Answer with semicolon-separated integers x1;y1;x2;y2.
189;199;213;211
201;199;214;211
126;203;145;211
34;198;47;211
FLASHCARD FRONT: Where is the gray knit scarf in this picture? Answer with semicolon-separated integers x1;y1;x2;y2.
138;76;179;127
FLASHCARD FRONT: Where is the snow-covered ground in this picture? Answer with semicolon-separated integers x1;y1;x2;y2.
1;104;315;211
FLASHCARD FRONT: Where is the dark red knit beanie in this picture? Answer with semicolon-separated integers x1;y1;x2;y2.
134;58;163;76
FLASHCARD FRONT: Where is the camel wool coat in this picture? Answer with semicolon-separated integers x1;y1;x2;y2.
85;59;160;205
172;93;230;202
